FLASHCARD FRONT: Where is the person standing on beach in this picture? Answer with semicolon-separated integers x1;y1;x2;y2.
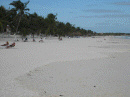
39;38;43;42
6;25;11;37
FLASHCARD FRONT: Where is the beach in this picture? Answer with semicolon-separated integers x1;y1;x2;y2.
0;36;130;97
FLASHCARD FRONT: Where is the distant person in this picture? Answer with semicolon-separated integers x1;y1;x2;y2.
22;36;24;40
33;38;36;42
58;37;62;41
14;34;19;42
39;38;43;42
6;42;15;48
24;38;28;42
1;41;9;46
14;38;19;42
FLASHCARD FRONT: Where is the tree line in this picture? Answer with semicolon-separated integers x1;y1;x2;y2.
0;0;95;38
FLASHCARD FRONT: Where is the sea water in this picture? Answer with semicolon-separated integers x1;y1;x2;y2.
115;36;130;39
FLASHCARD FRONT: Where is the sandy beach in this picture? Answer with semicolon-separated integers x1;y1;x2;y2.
0;36;130;97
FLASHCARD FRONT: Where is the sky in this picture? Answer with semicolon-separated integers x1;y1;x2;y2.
1;0;130;33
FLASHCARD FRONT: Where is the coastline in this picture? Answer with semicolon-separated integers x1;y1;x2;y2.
0;36;130;97
114;36;130;39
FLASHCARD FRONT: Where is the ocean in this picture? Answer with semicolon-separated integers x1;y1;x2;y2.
115;36;130;39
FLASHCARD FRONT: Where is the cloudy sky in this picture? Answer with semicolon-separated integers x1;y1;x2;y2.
1;0;130;33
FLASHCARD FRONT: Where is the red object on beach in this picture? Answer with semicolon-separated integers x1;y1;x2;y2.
33;39;36;42
6;42;15;48
1;41;9;46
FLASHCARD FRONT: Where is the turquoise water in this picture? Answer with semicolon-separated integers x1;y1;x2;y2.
115;36;130;39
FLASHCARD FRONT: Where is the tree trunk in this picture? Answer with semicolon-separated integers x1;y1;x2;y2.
16;15;22;33
33;33;34;39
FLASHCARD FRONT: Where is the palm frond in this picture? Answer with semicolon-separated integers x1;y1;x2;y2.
24;0;30;7
24;8;30;11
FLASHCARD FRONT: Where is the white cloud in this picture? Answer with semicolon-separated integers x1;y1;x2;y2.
82;9;121;13
79;14;130;18
113;2;130;6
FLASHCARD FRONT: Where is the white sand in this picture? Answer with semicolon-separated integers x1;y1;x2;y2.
0;36;130;97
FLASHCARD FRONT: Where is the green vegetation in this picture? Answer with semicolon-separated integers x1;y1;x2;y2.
96;33;130;36
0;0;94;37
0;0;129;37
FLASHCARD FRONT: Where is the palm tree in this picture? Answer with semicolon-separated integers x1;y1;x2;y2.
0;6;7;32
10;0;30;33
27;12;45;38
56;22;66;38
65;22;73;36
45;13;57;35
